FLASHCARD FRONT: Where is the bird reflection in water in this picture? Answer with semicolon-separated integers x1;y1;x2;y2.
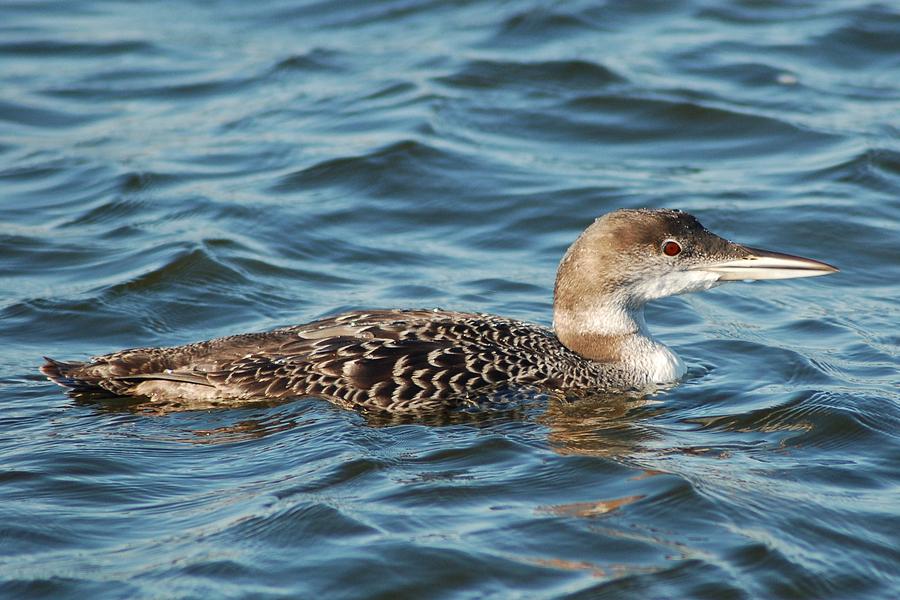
68;385;665;457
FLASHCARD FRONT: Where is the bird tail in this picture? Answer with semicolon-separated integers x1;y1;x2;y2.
40;357;106;392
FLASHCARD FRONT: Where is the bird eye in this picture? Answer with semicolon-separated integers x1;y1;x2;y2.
661;240;682;256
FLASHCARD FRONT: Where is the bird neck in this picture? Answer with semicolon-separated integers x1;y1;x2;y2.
552;298;685;385
553;296;644;360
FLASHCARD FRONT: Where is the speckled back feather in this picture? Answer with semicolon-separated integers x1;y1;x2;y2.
42;309;630;412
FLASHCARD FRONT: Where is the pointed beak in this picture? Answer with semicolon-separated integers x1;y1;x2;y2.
692;245;839;281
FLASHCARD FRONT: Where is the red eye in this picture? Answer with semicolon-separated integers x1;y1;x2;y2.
662;240;682;256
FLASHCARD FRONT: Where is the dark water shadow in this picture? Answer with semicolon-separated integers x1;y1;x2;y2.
64;387;666;458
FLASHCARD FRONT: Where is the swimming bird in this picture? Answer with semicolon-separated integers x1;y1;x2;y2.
42;209;837;413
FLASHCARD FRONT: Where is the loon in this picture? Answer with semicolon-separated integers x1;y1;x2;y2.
42;209;837;413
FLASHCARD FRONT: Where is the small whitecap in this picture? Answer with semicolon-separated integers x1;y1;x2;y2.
776;73;798;85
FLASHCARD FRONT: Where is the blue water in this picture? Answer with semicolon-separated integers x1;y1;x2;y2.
1;1;899;598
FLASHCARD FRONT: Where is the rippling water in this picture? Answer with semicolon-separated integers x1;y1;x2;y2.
2;1;899;597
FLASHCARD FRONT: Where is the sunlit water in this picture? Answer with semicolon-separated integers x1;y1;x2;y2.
1;1;898;598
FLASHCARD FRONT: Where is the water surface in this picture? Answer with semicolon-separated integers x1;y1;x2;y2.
1;1;898;598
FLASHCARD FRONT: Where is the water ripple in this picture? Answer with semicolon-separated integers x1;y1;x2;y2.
436;58;625;93
1;0;898;597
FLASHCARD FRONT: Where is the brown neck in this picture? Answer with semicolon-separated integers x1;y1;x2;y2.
553;301;645;362
551;215;650;362
555;328;629;362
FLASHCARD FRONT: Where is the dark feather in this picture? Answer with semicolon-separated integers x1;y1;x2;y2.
41;309;619;412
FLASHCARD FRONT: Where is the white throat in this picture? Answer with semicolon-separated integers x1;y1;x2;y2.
620;310;686;385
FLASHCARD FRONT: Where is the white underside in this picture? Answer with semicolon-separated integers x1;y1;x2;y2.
613;271;717;383
620;334;687;384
